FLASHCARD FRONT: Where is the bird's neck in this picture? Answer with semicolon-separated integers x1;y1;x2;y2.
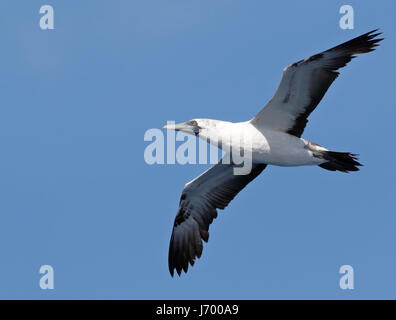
199;121;249;151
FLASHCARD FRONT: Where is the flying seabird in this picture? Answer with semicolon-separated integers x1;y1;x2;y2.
162;30;383;276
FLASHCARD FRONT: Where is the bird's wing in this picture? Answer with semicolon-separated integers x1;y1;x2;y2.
251;30;383;137
168;161;267;276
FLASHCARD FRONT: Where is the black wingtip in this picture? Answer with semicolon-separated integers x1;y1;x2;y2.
363;29;382;39
169;260;175;277
329;28;384;55
359;28;384;48
366;28;380;35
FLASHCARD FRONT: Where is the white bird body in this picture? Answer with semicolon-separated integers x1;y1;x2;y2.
161;30;383;276
197;119;326;167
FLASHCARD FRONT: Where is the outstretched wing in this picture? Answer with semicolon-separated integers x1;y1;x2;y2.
168;162;267;276
251;30;383;137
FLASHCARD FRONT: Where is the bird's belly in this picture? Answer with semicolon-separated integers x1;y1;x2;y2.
214;124;323;167
250;133;322;166
252;149;320;166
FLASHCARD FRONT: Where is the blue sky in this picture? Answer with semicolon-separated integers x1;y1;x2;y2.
0;1;395;299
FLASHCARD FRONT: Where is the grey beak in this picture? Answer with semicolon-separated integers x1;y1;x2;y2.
162;122;188;131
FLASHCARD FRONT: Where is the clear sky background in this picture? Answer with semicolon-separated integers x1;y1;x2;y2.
0;0;395;299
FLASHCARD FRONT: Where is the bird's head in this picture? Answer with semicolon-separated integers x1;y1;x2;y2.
162;118;232;146
163;119;205;136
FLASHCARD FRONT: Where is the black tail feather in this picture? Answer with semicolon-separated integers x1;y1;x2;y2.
318;151;362;173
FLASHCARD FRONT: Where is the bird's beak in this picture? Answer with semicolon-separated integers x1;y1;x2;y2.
162;122;188;131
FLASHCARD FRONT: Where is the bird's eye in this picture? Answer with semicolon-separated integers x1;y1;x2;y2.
190;120;198;126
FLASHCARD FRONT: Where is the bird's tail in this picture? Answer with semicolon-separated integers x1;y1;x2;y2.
318;151;362;173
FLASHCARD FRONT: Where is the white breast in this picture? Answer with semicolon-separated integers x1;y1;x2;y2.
202;121;323;167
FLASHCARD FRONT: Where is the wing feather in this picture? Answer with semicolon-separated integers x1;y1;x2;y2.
251;30;383;137
168;162;267;276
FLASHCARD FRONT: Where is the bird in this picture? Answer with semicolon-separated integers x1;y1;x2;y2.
162;30;383;277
